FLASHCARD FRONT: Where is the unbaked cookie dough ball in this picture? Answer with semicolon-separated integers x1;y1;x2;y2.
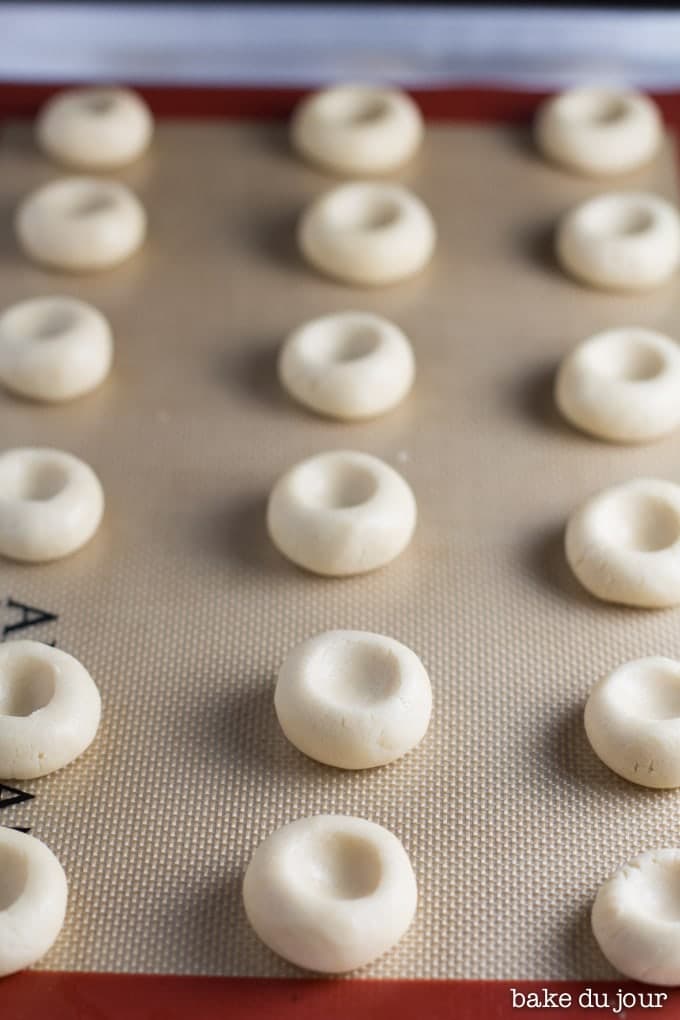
36;87;153;170
593;848;680;985
0;447;104;563
243;815;417;972
15;176;147;272
291;84;423;176
565;478;680;608
555;327;680;443
275;630;431;769
585;657;680;788
0;641;101;780
0;296;113;403
0;828;68;977
556;192;680;292
278;311;414;420
298;182;435;286
267;449;416;576
535;87;662;177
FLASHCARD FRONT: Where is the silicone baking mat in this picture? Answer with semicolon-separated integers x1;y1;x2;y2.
2;98;680;997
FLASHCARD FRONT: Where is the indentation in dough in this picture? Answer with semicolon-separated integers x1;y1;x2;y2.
297;459;378;510
590;97;629;125
601;490;680;552
15;459;70;502
585;333;666;382
625;855;680;924
33;307;79;340
351;197;401;232
319;643;401;708
83;95;116;116
303;831;383;900
619;663;680;721
0;656;55;717
613;205;655;237
0;844;29;909
70;194;116;218
311;321;382;364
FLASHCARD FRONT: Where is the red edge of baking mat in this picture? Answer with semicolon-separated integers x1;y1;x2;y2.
3;82;680;1019
3;973;680;1019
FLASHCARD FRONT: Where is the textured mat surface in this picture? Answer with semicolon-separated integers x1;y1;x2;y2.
0;119;678;979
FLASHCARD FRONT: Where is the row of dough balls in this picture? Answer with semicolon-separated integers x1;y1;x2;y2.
0;640;102;975
537;88;680;987
15;87;153;272
0;630;429;976
241;90;431;975
583;659;680;983
0;445;418;577
246;629;432;970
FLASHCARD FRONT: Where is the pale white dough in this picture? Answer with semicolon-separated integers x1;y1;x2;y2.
275;630;431;769
0;641;101;780
0;447;104;563
298;182;435;286
267;449;416;576
585;657;680;788
565;478;680;608
555;327;680;443
278;311;414;420
15;176;146;272
535;87;662;176
0;827;68;977
36;87;153;169
0;296;113;402
556;192;680;291
243;814;417;972
291;84;423;175
593;848;680;985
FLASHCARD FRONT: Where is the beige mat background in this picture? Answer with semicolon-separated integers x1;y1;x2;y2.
0;117;679;980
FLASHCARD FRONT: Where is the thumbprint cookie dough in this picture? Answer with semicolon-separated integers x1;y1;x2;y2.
0;447;104;563
15;177;147;272
298;182;435;286
278;311;414;420
585;657;680;788
535;87;662;177
0;641;101;780
592;849;680;985
291;84;424;176
556;192;680;291
36;87;153;169
565;478;680;608
267;449;416;576
243;815;417;972
0;296;113;403
555;327;680;443
275;630;432;769
0;827;68;977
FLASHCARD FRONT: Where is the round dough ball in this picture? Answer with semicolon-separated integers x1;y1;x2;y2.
0;640;101;780
593;848;680;985
278;311;414;420
556;192;680;292
243;814;417;972
267;449;416;576
0;447;104;563
36;87;153;170
15;176;146;272
0;828;68;977
0;296;113;403
535;87;662;177
298;182;435;286
565;478;680;608
555;327;680;443
291;84;423;176
585;657;680;788
275;630;431;769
